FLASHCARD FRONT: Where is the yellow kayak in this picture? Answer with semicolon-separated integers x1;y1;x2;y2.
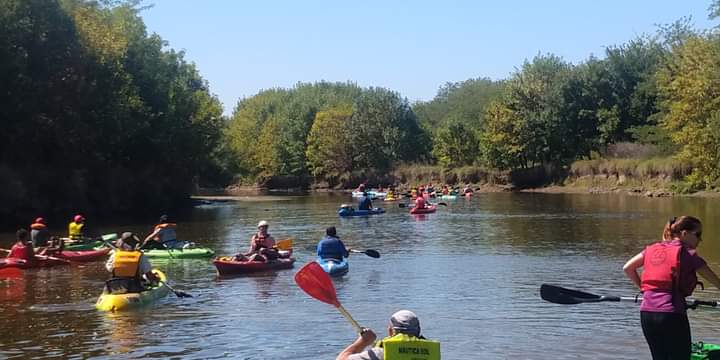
95;270;170;311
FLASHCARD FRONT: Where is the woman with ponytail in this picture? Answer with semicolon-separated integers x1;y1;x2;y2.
623;216;720;360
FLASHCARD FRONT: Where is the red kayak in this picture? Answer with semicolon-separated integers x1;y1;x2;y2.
213;257;296;276
54;248;111;262
410;204;437;214
0;256;69;270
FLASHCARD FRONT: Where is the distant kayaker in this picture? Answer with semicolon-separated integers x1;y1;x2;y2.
234;220;278;262
317;226;349;261
7;229;36;262
30;217;50;247
142;215;182;250
441;185;450;196
105;232;158;293
463;184;473;195
415;193;427;210
356;183;366;193
358;191;373;211
623;216;720;360
67;214;87;242
336;310;440;360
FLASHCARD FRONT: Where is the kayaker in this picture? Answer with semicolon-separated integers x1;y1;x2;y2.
234;220;278;262
30;217;50;247
142;215;182;250
67;214;87;242
317;226;349;261
623;216;720;360
37;236;63;256
356;183;366;193
415;193;428;210
441;185;449;196
463;184;473;195
7;229;36;262
358;191;373;211
336;310;440;360
105;232;158;293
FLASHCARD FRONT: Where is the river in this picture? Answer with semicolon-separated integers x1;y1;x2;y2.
1;192;720;359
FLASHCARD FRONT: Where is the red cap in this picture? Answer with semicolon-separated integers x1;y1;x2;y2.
34;217;45;224
74;214;85;222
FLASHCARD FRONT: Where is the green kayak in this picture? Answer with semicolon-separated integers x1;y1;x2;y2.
692;342;720;360
64;240;106;251
142;247;215;259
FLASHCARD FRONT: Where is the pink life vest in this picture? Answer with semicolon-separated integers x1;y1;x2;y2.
641;241;697;296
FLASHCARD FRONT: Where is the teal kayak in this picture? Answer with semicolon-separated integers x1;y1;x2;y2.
439;195;457;200
316;257;349;277
692;342;720;360
142;247;215;259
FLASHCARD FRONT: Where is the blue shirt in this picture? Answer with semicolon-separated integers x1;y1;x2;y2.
317;235;349;260
358;196;372;210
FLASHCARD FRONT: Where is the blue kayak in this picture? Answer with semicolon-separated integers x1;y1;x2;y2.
338;207;386;217
316;257;349;277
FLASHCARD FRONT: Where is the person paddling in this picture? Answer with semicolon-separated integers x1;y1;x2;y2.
337;310;440;360
623;216;720;360
234;220;278;262
317;227;349;261
30;217;50;248
7;229;36;262
105;232;158;293
415;192;428;210
358;191;373;211
142;215;183;250
67;214;88;243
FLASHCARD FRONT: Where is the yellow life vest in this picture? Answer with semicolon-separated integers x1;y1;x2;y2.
68;221;84;240
112;250;142;278
378;333;441;360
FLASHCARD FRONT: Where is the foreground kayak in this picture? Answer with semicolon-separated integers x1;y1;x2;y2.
54;248;111;262
692;342;720;359
95;270;170;311
410;204;437;214
143;247;215;259
0;256;68;270
213;257;296;276
316;257;349;277
338;207;386;217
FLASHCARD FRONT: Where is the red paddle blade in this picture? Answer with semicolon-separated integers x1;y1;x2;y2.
294;262;338;306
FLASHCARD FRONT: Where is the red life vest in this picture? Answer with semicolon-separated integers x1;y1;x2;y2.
415;197;427;209
641;242;697;296
8;243;35;261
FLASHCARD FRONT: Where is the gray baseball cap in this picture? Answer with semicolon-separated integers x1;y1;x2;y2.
390;310;420;336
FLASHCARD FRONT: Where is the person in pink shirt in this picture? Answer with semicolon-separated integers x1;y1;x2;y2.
623;216;720;360
7;229;35;262
414;193;427;210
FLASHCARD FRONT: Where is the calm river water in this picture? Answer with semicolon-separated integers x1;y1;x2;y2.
2;192;720;359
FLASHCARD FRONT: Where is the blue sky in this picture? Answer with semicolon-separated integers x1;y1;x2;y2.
141;1;716;114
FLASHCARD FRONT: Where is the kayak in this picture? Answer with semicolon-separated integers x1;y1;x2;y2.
439;195;457;200
338;207;386;217
142;247;215;259
0;256;68;270
54;248;111;262
692;342;720;359
410;204;437;214
63;240;106;251
213;256;296;276
95;269;170;311
351;191;386;198
316;257;349;277
384;196;397;202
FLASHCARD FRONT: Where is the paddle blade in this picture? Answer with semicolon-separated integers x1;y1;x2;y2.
295;262;338;306
540;284;600;305
101;233;118;242
275;239;293;251
364;249;380;258
438;202;448;206
174;290;193;298
398;203;407;208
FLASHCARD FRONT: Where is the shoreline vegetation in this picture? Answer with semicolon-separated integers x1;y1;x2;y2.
6;1;720;228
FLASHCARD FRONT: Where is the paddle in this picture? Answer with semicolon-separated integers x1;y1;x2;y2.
540;284;720;309
159;278;193;298
275;238;293;251
398;202;448;208
349;249;380;258
294;262;362;332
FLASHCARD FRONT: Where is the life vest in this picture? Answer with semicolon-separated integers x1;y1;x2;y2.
415;197;426;209
253;233;274;250
154;223;177;243
8;243;35;261
641;241;697;296
30;223;47;230
377;334;440;360
112;250;142;278
68;221;84;240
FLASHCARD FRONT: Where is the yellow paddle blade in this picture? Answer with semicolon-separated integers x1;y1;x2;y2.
275;238;293;251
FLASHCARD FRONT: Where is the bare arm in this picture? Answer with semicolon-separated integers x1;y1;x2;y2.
336;329;377;360
623;252;644;290
143;228;161;244
697;265;720;289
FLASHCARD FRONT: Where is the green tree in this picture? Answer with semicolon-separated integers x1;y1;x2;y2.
305;105;354;185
